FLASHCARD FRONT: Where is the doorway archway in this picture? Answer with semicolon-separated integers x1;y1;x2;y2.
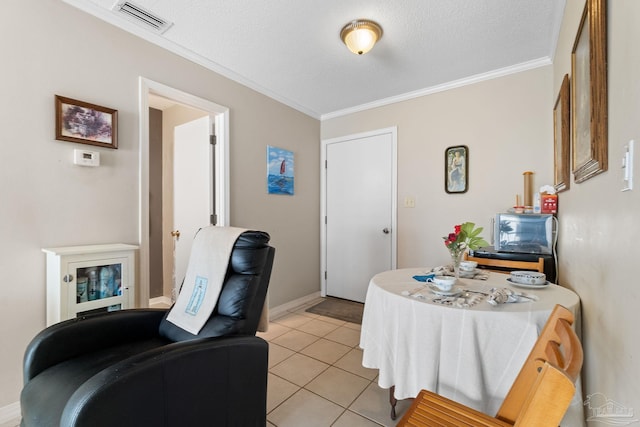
139;77;230;307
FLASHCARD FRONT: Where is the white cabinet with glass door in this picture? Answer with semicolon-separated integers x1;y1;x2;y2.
43;244;138;326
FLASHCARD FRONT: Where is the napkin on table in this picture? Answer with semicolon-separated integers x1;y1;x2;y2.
430;265;489;281
487;288;538;305
412;273;435;282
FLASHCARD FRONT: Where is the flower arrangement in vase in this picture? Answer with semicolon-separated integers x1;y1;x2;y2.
443;222;489;280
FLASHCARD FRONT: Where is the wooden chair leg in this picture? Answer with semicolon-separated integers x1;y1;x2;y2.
390;385;397;420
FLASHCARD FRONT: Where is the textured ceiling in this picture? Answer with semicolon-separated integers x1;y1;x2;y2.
63;0;566;119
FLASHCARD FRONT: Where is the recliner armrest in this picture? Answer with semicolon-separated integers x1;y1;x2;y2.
23;309;167;382
61;336;268;427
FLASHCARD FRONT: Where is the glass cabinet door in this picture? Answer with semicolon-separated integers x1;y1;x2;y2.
67;257;130;318
75;263;122;303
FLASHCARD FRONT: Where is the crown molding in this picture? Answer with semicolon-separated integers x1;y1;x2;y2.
321;57;552;120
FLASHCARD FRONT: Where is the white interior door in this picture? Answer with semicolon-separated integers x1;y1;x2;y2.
141;78;230;308
324;129;396;302
173;116;213;292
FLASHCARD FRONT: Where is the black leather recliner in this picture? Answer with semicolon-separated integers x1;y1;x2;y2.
21;230;275;427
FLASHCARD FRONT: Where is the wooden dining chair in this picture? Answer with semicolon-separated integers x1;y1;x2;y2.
396;304;583;427
464;252;545;274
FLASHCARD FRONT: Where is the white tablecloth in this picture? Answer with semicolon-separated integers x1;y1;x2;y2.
360;268;585;426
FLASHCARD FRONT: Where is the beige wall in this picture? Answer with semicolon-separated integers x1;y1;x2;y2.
322;66;554;269
0;0;319;409
149;107;163;298
553;0;640;414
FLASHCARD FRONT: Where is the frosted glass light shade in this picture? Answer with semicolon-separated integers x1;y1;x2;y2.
340;20;383;55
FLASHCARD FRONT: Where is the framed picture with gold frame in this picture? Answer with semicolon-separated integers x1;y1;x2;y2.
554;74;570;193
571;0;607;183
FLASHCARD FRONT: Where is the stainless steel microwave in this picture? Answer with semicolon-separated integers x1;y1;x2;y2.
493;213;555;255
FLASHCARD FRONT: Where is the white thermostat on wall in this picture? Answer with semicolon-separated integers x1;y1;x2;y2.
73;149;100;167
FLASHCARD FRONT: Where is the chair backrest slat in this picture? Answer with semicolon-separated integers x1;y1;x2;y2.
464;253;545;274
496;305;583;424
513;362;576;426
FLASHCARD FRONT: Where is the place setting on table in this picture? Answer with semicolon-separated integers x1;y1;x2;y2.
405;262;545;308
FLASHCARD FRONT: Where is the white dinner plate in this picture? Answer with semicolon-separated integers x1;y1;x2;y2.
427;284;463;296
506;278;550;289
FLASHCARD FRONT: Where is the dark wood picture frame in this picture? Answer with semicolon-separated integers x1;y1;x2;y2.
554;74;571;193
571;0;607;183
55;95;118;149
445;145;468;194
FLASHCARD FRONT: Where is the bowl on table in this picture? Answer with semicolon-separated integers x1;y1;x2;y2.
459;269;477;278
459;260;477;272
509;271;546;286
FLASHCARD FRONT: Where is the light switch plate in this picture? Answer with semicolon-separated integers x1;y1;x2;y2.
621;140;634;191
404;196;415;208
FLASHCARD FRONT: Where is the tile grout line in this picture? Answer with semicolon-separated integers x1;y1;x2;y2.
265;303;386;426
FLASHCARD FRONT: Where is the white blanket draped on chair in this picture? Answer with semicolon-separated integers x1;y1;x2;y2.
167;226;247;335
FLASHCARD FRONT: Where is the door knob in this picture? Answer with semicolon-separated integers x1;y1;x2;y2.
171;230;181;239
383;228;390;234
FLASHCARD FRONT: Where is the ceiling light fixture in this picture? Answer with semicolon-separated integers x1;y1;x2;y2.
340;19;383;55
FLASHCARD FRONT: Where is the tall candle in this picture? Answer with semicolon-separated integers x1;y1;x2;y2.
523;171;534;207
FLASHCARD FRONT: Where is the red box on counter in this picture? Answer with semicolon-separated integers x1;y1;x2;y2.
541;194;558;214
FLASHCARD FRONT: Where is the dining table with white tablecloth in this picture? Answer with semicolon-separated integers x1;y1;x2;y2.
359;267;585;426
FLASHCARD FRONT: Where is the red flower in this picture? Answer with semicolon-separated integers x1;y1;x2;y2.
443;222;488;253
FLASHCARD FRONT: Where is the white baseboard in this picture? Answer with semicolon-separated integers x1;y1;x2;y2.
269;291;321;320
149;296;172;308
0;401;20;424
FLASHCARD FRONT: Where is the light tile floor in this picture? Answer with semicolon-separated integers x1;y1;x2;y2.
4;298;412;427
259;297;412;427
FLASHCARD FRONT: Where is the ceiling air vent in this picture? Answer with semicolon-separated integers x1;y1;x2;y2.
112;1;173;34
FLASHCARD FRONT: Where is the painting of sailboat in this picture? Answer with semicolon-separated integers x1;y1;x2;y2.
267;145;294;195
